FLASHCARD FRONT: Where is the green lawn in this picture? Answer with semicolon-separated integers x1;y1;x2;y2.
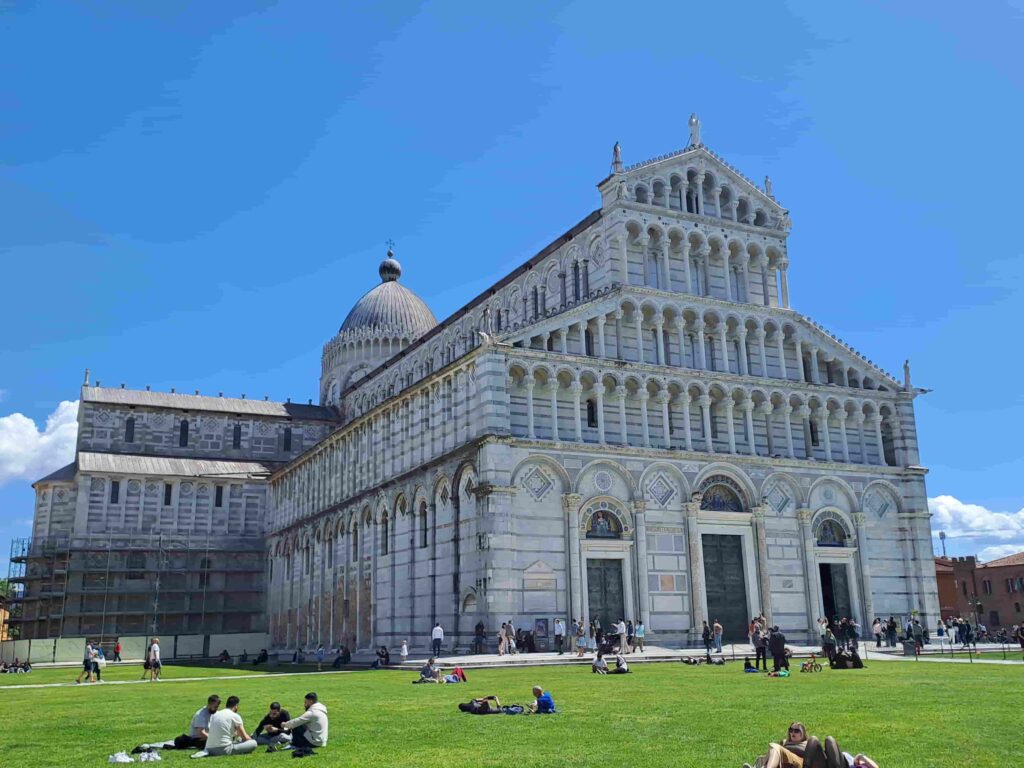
0;662;278;687
4;661;1022;767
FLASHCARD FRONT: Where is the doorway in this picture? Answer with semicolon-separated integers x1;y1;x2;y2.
819;562;853;623
587;559;625;631
702;534;749;643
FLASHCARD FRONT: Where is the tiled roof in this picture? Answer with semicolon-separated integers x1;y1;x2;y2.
33;461;77;485
77;451;277;479
980;551;1024;568
82;386;337;421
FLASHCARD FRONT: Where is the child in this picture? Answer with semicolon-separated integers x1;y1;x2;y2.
400;640;409;664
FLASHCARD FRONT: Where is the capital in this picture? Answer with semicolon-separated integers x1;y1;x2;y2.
852;511;866;526
778;259;789;271
569;381;584;394
781;404;793;416
796;508;813;525
758;402;774;416
655;391;671;405
697;395;712;408
740;397;754;411
752;504;770;521
753;328;766;340
523;378;536;390
797;405;811;418
614;386;627;399
633;499;647;514
636;390;650;402
595;314;607;326
722;399;735;412
561;493;583;513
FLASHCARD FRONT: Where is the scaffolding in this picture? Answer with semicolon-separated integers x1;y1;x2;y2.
6;533;267;642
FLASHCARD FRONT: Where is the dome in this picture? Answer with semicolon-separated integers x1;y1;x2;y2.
339;249;438;337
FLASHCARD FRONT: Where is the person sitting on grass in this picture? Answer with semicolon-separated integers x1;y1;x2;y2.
417;657;442;683
200;695;257;757
253;701;292;748
216;649;231;664
458;695;504;715
528;686;556;714
591;651;609;674
133;695;220;753
278;692;329;757
253;649;269;666
371;646;391;669
611;652;630;674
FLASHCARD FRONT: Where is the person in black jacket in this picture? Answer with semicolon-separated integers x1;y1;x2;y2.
253;702;292;747
752;628;768;671
701;621;712;654
768;626;788;672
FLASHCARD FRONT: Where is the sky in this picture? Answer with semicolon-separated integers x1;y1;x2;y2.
2;1;1023;572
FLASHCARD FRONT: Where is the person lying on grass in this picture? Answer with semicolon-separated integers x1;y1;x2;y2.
743;723;880;768
132;694;220;753
458;696;504;715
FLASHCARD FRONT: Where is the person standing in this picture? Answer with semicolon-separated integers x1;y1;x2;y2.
474;621;485;654
768;625;788;672
701;621;712;654
570;618;579;654
205;696;257;756
553;619;565;655
431;623;444;657
616;618;627;655
400;639;409;664
114;639;122;663
90;642;103;683
148;637;162;682
498;623;507;656
634;620;645;653
753;626;768;671
872;618;883;648
76;642;94;684
713;619;724;653
507;620;517;654
316;645;325;671
626;620;635;653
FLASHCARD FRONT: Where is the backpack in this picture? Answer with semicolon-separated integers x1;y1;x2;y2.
502;705;525;715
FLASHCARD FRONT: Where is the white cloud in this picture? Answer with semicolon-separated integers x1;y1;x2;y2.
977;544;1023;563
928;495;1024;541
0;400;79;486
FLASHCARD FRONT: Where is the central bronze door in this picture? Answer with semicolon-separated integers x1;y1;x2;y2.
702;534;749;643
587;559;625;631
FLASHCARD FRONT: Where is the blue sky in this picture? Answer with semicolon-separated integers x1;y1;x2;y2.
2;1;1023;570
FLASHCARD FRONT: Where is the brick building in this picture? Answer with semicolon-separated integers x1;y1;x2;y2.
935;553;1024;629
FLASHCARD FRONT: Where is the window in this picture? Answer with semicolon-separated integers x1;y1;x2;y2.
546;335;554;352
572;261;581;301
586;399;598;428
109;480;120;504
303;545;311;575
810;419;820;447
961;581;968;597
326;539;334;569
584;329;594;356
1016;602;1021;614
353;525;360;558
199;557;212;588
989;610;1000;627
232;424;241;449
127;551;146;580
419;506;428;549
381;516;390;555
214;485;224;508
532;286;539;318
706;336;716;371
163;483;173;506
179;419;189;447
710;403;719;439
124;416;135;443
982;580;992;595
283;427;292;453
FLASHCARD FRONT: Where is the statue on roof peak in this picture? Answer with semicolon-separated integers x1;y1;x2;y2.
611;141;623;173
688;113;701;147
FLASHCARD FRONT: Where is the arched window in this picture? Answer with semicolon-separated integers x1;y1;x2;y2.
462;593;477;613
381;515;390;555
584;329;594;356
124;416;135;443
179;419;189;447
546;335;554;352
419;504;428;549
816;519;848;547
572;261;581;301
352;524;359;559
586;398;598;428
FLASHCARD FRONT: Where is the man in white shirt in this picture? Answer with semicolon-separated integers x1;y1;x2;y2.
611;652;630;674
553;619;565;655
148;637;162;682
431;623;444;656
282;692;329;757
617;619;628;655
76;642;94;684
133;695;220;753
205;696;257;756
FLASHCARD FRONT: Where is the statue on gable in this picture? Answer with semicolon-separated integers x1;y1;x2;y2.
611;141;623;173
688;113;702;147
764;175;774;197
903;359;912;391
616;181;628;200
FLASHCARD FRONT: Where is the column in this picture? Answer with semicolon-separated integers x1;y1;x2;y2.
776;329;789;380
809;348;821;384
685;495;706;634
838;412;851;462
634;500;651;629
595;388;606;444
755;328;768;377
723;258;733;301
853;512;874;628
798;509;820;636
740;259;751;302
760;257;770;307
871;415;886;465
783;404;796;458
712;185;723;218
638;390;651;448
564;494;584;623
660;243;671;291
613;311;624;360
752;505;773;625
658;392;672;449
793;338;804;381
571;382;583;442
695;318;707;370
616;386;628;446
853;412;866;463
634;312;645;364
654;319;666;365
577;320;588;355
681;241;693;293
549;383;560;441
737;328;749;375
799;405;813;459
701;248;711;297
724;399;737;453
760;402;776;457
680;395;694;451
676;318;688;368
524;378;536;439
616;233;629;285
718;324;729;372
742;398;757;456
694;172;705;214
779;259;790;308
596;315;607;357
699;395;714;453
817;407;832;461
559;327;569;354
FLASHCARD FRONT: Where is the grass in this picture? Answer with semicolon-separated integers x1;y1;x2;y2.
0;662;279;687
3;660;1022;767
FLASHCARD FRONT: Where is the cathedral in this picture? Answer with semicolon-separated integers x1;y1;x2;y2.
11;118;939;651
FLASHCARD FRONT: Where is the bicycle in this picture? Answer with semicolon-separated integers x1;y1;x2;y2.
800;653;823;673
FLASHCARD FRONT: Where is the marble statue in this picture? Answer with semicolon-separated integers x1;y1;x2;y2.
688;113;701;146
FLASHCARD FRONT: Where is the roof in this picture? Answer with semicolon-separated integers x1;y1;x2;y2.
340;276;437;337
980;551;1024;568
77;451;277;479
34;461;77;485
82;386;337;421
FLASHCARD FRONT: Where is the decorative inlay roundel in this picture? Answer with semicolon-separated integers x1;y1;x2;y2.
823;487;836;502
90;478;105;492
522;467;554;501
180;482;194;496
594;470;613;493
128;480;141;493
151;414;165;427
198;484;209;495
